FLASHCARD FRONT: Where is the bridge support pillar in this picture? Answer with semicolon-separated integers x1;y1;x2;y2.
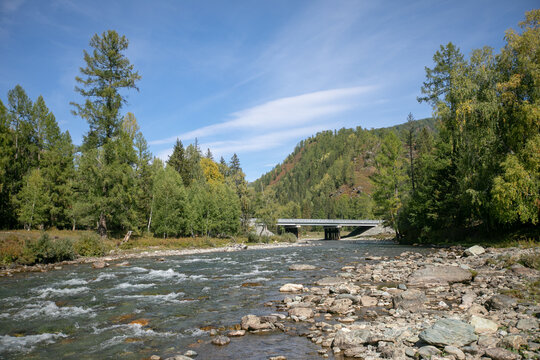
283;225;301;239
324;226;341;240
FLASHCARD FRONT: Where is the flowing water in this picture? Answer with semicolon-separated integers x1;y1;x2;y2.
0;240;428;360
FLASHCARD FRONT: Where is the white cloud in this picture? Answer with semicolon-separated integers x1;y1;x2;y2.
150;86;373;146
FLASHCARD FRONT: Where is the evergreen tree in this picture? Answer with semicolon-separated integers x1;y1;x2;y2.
71;30;140;236
152;165;187;237
167;139;189;185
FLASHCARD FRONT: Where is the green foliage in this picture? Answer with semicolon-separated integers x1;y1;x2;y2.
15;169;49;229
281;232;298;243
151;166;187;237
74;233;106;257
27;234;75;264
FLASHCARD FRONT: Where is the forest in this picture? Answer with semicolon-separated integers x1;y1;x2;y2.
0;10;538;245
254;10;539;242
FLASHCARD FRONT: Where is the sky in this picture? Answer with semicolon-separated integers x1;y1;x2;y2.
0;0;537;181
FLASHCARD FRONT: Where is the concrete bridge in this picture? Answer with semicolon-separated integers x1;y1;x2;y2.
277;218;383;240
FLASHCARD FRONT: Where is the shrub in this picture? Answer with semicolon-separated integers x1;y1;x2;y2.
0;235;25;264
247;232;260;243
27;234;75;264
519;253;540;271
74;234;106;257
281;233;297;243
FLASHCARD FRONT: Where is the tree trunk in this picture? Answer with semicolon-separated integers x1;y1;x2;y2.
98;213;107;238
147;194;154;233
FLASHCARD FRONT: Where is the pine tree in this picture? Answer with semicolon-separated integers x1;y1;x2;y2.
71;30;141;236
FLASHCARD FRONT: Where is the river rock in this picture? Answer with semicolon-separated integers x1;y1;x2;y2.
343;346;366;358
444;345;465;360
486;294;517;310
164;356;193;360
316;277;343;286
464;245;485;256
516;317;538;330
417;345;441;359
408;265;472;285
289;264;316;270
279;283;303;292
470;315;498;334
228;329;246;336
499;334;526;350
92;261;108;269
419;318;478;347
212;335;230;346
241;314;274;331
183;350;197;357
359;295;377;307
150;355;161;360
288;307;314;319
332;328;373;349
484;347;520;360
392;289;426;312
328;298;353;314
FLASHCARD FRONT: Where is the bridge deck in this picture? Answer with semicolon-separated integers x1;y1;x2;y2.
276;218;382;227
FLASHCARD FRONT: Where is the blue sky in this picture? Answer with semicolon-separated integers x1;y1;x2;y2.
0;0;536;181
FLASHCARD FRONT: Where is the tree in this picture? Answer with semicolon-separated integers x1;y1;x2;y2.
72;30;141;149
201;157;224;185
371;131;408;236
168;139;190;185
16;169;49;229
405;113;416;192
152;166;187;237
71;30;141;236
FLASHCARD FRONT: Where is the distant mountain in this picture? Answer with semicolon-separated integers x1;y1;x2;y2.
251;118;436;219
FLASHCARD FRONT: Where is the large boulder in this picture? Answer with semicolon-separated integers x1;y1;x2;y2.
419;319;478;347
332;328;374;349
408;265;472;286
392;289;427;312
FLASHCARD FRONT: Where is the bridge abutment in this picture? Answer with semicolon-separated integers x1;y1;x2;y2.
324;226;341;240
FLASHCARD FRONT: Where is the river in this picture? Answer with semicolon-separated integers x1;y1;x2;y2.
0;240;428;359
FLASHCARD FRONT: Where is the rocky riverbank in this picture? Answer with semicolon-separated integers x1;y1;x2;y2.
205;245;539;360
0;241;316;277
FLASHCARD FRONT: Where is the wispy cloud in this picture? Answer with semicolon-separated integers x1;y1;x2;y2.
150;86;373;146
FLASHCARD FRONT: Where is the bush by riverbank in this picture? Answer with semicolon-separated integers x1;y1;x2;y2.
0;230;299;267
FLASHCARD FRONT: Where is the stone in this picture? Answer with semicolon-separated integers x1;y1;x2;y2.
408;265;473;285
470;315;498;334
516;317;538;330
486;294;517;310
359;295;377;307
478;335;500;348
268;357;287;360
392;289;427;312
289;264;316;270
211;335;230;346
150;356;161;360
92;261;108;269
332;328;373;349
419;318;478;347
329;298;353;314
228;329;246;336
498;334;526;350
164;356;193;360
183;350;197;357
288;307;314;319
484;347;520;360
405;348;416;357
398;283;407;290
316;277;344;286
241;314;274;331
279;283;303;292
464;245;485;256
330;283;359;294
459;291;476;309
444;345;465;360
417;345;441;359
343;346;366;358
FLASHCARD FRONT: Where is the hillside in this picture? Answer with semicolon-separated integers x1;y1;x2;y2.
251;118;436;219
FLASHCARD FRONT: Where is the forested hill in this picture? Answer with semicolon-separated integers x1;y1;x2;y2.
251;118;436;220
